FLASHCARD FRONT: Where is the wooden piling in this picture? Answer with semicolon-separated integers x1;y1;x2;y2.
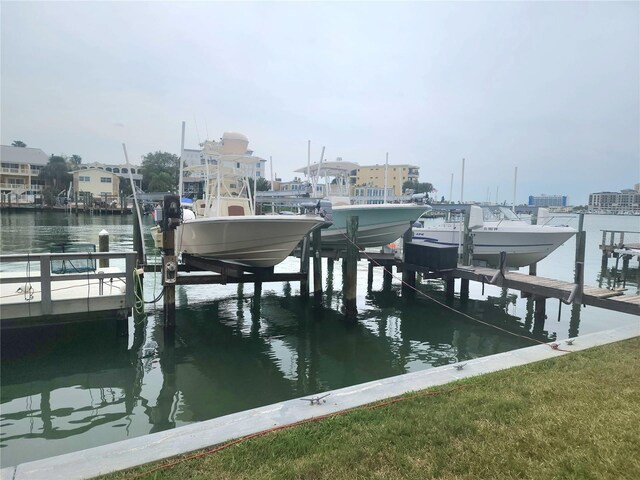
344;215;359;320
534;295;547;323
574;213;586;283
460;278;469;301
401;227;415;296
367;262;374;291
162;221;176;328
252;282;262;316
445;278;455;301
461;207;473;266
99;230;110;268
312;228;323;304
299;234;310;297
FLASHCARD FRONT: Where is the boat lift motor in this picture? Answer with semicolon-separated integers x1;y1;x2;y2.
162;194;181;231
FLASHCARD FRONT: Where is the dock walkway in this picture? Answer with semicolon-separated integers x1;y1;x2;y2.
453;266;640;315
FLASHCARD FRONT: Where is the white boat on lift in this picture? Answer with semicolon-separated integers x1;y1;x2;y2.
176;133;325;268
295;160;430;249
412;205;576;268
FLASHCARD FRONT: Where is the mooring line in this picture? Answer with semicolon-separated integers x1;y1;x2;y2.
340;233;571;352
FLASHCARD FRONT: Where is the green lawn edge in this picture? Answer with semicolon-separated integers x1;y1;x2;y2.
102;337;640;480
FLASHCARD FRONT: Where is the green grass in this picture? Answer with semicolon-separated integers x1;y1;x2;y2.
103;338;640;480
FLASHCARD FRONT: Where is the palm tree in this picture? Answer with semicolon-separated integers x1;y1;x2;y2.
11;140;27;147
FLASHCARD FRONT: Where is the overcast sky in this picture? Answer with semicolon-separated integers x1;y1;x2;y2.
2;1;638;205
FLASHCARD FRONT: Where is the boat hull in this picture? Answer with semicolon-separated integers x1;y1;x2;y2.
412;225;576;268
322;204;430;248
176;215;325;268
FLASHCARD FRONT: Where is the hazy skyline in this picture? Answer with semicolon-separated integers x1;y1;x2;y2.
2;1;638;205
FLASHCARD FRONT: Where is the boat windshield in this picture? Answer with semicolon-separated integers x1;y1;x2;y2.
482;206;521;222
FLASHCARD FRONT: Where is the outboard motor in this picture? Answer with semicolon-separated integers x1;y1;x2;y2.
315;199;333;222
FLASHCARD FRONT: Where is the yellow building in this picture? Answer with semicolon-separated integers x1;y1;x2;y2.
0;145;49;202
352;164;420;196
73;168;120;202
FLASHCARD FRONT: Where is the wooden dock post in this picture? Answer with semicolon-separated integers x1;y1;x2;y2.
401;227;415;297
99;230;110;268
312;228;323;304
344;215;359;320
445;278;455;301
300;234;310;297
367;262;374;291
252;281;262;316
161;194;181;329
460;278;470;301
575;213;586;281
534;295;547;324
461;207;473;266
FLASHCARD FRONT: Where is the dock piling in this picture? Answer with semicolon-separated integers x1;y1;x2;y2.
99;230;110;268
312;228;323;304
344;215;359;320
401;226;416;296
300;234;310;297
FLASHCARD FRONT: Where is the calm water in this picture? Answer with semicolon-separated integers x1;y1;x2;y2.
1;210;638;467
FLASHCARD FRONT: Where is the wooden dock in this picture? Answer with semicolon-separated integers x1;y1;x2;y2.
453;266;639;316
0;251;138;329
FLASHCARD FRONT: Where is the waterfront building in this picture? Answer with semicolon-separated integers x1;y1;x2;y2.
181;145;267;199
352;164;419;197
0;145;49;202
77;161;143;191
528;194;568;207
588;189;640;214
72;168;121;204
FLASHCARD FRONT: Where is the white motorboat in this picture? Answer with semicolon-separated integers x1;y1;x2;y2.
412;205;576;268
175;133;325;268
295;160;430;249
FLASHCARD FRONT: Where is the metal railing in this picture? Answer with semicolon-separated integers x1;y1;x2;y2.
0;251;137;315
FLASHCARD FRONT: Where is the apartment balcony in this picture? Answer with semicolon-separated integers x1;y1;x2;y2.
1;167;30;175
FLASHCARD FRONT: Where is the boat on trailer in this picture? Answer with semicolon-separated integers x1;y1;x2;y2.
412;205;577;268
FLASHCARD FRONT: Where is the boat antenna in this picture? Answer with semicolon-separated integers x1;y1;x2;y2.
179;121;185;201
318;146;326;196
204;119;210;141
449;173;454;203
122;143;146;264
460;158;465;203
270;155;274;186
307;140;311;180
383;152;389;204
512;166;518;212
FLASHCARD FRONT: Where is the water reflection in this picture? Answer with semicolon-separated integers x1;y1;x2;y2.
1;283;542;466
